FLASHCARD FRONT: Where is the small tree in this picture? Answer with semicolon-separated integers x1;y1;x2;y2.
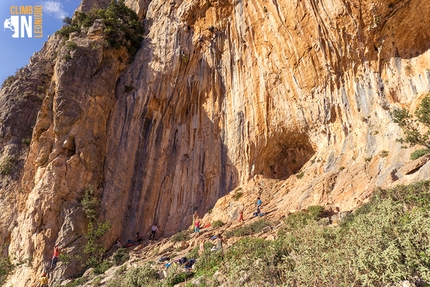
391;94;430;150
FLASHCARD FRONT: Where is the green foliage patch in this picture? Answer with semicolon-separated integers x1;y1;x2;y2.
392;93;430;150
225;218;271;238
170;230;189;242
211;220;224;228
0;157;16;175
56;0;143;56
191;180;430;286
410;148;430;160
81;186;111;273
0;256;13;286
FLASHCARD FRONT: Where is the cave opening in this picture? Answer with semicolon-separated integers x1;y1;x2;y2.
254;131;315;180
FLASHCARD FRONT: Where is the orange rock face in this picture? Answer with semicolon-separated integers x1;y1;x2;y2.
1;0;430;285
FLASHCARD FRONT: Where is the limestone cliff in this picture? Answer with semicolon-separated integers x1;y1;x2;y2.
1;0;430;285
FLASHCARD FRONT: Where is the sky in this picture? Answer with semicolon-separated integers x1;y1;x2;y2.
0;0;81;83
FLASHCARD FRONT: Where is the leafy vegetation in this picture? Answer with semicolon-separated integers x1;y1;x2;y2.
392;93;430;150
211;220;224;228
0;157;16;175
56;0;143;56
410;148;430;160
81;186;111;273
125;264;159;286
296;171;305;179
170;230;189;242
113;248;130;266
225;218;271;238
190;180;430;286
233;191;243;200
0;256;13;286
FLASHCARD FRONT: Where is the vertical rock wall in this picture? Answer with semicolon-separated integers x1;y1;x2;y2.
1;0;430;285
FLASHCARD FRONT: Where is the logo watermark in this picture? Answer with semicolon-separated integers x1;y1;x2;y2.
3;6;43;38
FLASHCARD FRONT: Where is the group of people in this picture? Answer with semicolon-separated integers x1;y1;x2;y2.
114;223;159;249
38;197;263;285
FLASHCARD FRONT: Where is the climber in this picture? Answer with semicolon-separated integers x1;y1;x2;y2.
115;238;121;248
256;197;262;208
149;223;158;241
50;245;59;270
211;234;223;252
194;219;201;235
136;232;143;244
238;210;244;222
39;272;48;287
192;211;198;227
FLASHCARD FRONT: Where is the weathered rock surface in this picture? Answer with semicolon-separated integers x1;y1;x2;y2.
1;0;430;285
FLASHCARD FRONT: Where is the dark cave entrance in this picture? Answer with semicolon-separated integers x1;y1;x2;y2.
254;131;315;180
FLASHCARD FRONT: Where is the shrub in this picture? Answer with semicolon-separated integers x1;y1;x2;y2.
296;171;305;179
81;186;111;271
125;264;159;287
379;150;389;158
171;230;189;242
306;205;325;220
0;157;16;175
56;0;143;56
0;256;13;286
282;211;312;232
187;246;200;259
410;148;430;160
225;219;271;238
93;259;112;274
113;248;130;266
66;41;78;50
391;93;430;150
233;191;243;200
212;220;224;228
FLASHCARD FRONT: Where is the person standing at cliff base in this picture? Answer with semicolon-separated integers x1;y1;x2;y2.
39;272;48;287
50;246;59;270
238;210;244;222
136;232;143;244
149;223;158;241
256;197;262;208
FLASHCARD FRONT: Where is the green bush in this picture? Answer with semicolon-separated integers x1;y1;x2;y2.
56;0;143;56
93;259;112;274
0;157;16;175
0;256;13;286
392;93;430;150
225;218;271;238
282;211;312;232
81;186;111;271
410;148;430;160
170;230;189;242
233;191;243;200
66;41;78;50
306;205;325;220
212;220;224;228
113;248;130;266
296;171;305;179
125;264;159;287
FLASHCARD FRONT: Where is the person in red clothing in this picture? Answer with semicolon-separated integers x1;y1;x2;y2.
50;246;59;270
238;210;244;222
